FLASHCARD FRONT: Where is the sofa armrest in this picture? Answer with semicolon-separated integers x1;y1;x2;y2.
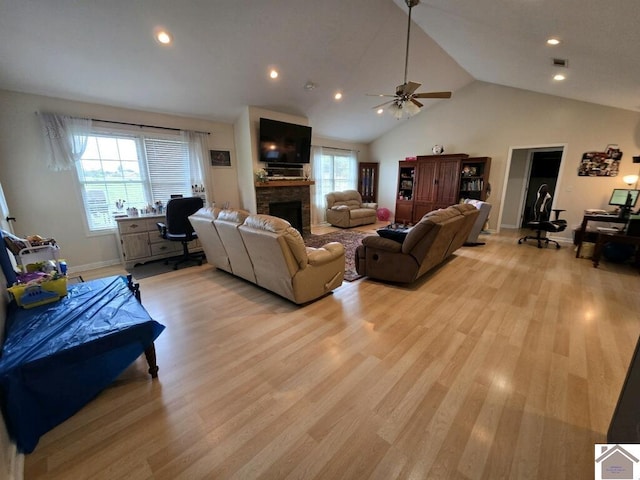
306;242;345;266
362;235;403;253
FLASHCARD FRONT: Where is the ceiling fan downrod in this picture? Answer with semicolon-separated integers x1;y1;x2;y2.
403;0;420;87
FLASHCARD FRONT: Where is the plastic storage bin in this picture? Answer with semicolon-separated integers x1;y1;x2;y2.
8;277;68;308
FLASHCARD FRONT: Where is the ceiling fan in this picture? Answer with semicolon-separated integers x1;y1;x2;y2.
369;0;452;119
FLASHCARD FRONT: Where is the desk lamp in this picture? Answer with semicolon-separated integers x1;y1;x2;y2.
624;158;640;213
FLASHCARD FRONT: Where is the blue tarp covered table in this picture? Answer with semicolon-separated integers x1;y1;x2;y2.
0;275;165;453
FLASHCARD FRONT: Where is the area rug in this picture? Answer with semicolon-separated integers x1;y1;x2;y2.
127;259;206;280
304;230;375;281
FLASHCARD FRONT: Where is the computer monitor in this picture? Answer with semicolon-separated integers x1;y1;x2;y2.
609;189;640;208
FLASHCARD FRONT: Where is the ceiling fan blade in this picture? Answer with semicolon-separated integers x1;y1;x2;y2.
410;98;424;108
403;81;421;95
372;100;395;109
413;91;452;99
366;93;396;98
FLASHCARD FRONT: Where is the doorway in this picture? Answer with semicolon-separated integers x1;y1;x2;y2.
499;145;566;230
520;151;563;226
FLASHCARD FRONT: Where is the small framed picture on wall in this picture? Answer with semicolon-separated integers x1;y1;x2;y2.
210;150;231;167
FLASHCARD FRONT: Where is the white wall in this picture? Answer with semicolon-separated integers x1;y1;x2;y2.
0;90;237;271
370;81;640;237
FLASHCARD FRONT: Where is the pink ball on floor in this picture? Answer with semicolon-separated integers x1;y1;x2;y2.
377;207;390;221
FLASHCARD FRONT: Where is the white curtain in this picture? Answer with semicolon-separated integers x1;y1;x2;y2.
310;146;358;226
38;112;92;171
182;130;213;205
311;146;325;225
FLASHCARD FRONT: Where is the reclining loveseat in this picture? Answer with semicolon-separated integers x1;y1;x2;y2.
355;204;479;283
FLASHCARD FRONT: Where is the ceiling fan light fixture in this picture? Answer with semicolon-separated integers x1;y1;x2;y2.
405;101;420;116
388;102;404;120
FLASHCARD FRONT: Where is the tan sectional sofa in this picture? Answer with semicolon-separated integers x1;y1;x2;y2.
325;190;377;228
189;207;345;304
355;204;479;283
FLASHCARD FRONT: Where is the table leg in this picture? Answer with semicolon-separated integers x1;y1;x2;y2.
576;216;589;258
592;235;606;268
144;343;159;378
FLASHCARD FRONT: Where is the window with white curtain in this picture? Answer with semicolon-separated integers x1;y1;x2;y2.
76;131;191;232
311;147;358;225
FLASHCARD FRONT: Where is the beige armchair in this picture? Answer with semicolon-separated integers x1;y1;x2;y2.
325;190;377;228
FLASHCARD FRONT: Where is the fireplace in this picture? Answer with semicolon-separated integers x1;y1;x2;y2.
269;201;303;233
255;181;313;236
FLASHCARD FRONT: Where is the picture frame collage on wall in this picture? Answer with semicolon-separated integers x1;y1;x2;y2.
578;144;622;177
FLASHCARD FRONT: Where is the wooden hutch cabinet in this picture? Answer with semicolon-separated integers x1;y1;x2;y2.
394;154;491;224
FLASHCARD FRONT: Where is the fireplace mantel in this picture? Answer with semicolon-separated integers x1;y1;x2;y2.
255;180;315;188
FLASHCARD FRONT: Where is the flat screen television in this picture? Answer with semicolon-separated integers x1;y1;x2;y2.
259;118;312;165
609;189;640;207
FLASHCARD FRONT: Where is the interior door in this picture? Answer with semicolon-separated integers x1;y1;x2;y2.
0;182;15;233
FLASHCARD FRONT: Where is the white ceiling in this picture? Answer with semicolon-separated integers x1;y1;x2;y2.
1;0;638;144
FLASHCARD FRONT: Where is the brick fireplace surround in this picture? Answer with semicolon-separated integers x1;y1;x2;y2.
255;181;314;236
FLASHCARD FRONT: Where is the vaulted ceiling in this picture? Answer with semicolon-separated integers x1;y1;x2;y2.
0;0;637;144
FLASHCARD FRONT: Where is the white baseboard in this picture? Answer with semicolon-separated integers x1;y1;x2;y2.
69;258;122;274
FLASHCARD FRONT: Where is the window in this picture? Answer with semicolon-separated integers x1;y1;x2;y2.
316;150;357;199
311;147;358;225
76;132;191;232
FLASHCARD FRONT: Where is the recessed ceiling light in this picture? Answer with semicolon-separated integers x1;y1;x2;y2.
547;38;561;46
377;108;384;115
155;30;172;45
269;69;279;79
334;92;343;100
553;73;566;81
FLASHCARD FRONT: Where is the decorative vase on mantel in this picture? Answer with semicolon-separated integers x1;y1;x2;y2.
255;169;268;183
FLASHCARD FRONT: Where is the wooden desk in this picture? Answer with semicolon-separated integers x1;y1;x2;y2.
575;214;627;258
592;231;640;270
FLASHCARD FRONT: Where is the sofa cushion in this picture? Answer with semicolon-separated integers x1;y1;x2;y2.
331;205;349;211
244;214;290;233
349;208;376;220
217;209;250;223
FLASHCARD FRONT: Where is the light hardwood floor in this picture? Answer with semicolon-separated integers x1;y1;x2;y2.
24;228;640;479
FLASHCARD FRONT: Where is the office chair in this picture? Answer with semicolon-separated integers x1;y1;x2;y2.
518;184;567;249
157;197;205;269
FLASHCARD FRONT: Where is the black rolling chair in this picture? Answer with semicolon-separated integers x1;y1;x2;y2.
157;197;205;269
518;184;567;249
